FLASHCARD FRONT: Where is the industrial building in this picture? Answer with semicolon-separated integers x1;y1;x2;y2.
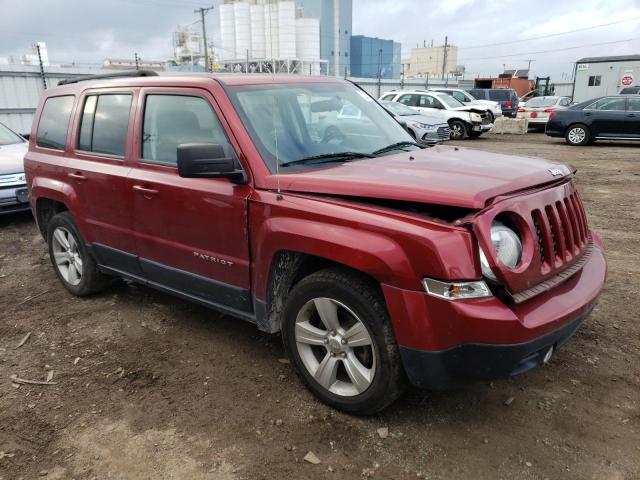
401;42;459;79
218;0;322;74
350;35;401;79
216;0;351;76
572;54;640;102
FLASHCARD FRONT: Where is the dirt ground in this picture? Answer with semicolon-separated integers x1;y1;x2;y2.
1;133;639;480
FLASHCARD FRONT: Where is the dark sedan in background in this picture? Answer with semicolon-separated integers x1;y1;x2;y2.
546;95;640;146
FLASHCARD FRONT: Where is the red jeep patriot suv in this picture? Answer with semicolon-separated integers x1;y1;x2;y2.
25;71;607;414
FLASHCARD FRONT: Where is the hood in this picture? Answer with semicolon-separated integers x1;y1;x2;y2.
267;145;572;209
451;105;488;114
0;142;28;175
404;113;448;125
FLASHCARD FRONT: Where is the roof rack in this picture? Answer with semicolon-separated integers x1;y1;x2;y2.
58;70;159;86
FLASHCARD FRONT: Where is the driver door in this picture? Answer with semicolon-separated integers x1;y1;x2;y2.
127;87;253;313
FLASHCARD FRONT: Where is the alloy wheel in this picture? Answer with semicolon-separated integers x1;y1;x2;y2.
294;297;376;397
450;123;464;140
568;127;586;145
51;227;83;286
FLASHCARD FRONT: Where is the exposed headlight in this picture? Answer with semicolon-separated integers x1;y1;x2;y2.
470;112;482;122
410;121;436;131
423;278;492;300
479;221;522;281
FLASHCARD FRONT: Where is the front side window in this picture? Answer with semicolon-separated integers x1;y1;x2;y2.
142;94;235;166
588;76;602;87
586;97;626;111
227;82;412;172
78;94;132;157
419;95;443;109
0;122;24;146
36;95;75;150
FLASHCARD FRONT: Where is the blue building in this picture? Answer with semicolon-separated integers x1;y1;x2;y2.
350;35;401;79
297;0;352;76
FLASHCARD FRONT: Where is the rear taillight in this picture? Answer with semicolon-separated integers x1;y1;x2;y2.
518;107;525;112
505;101;512;108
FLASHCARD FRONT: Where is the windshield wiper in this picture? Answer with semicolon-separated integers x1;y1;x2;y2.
372;141;423;155
280;151;375;168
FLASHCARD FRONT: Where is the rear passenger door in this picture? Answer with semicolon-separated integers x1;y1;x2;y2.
625;97;640;139
127;88;252;312
68;89;137;262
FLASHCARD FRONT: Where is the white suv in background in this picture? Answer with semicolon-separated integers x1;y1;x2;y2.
379;90;493;140
431;88;502;122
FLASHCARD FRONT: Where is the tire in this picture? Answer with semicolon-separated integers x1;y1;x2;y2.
47;211;109;296
282;267;406;415
486;111;495;123
449;120;467;140
468;130;482;138
565;124;590;146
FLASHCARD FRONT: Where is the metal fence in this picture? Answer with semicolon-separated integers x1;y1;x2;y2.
0;64;476;134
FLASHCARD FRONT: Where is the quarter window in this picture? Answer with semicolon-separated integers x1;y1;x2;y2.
588;75;602;87
78;94;132;157
141;94;234;166
36;95;75;150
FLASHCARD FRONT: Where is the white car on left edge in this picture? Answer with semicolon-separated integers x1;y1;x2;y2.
0;122;30;215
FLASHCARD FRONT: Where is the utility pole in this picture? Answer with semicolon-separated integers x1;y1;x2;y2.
35;43;46;90
134;52;140;70
195;6;214;72
377;48;383;98
441;36;448;81
246;49;249;73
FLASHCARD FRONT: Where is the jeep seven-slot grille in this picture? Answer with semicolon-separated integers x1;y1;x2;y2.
531;191;589;270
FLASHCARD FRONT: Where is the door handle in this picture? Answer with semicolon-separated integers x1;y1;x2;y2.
68;171;87;181
133;184;159;197
627;113;636;117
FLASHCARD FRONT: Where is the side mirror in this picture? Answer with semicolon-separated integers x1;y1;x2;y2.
177;143;246;183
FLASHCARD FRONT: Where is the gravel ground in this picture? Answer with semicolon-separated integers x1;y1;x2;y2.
0;133;638;480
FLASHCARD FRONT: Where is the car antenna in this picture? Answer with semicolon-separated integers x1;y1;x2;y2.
267;3;283;201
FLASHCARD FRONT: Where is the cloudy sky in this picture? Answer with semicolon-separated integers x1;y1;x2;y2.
0;0;639;79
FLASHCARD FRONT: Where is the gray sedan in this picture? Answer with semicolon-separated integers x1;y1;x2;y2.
0;122;29;214
381;101;450;145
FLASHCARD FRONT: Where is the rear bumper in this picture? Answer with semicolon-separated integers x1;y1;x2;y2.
399;304;592;389
382;238;606;389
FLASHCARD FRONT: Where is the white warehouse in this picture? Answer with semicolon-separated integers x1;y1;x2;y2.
219;0;322;75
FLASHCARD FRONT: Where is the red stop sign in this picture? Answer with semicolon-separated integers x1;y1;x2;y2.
621;75;634;86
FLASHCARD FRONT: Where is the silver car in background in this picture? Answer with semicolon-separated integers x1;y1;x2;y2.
381;101;450;145
0;122;29;214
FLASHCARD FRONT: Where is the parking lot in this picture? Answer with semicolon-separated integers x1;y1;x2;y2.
0;132;638;480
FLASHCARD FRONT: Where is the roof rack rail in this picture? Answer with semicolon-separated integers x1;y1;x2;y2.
58;70;159;86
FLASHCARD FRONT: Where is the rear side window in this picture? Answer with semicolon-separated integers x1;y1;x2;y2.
36;95;75;150
380;94;396;101
586;97;626;111
78;94;132;157
141;94;235;166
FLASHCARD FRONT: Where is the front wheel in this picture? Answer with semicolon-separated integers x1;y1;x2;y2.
565;124;590;146
468;130;483;138
282;268;405;415
449;120;467;140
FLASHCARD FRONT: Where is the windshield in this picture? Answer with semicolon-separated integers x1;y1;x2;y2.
526;97;559;107
227;82;413;172
382;101;418;116
0;123;24;146
437;94;465;109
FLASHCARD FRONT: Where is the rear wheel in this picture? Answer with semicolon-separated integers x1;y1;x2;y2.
47;212;109;296
449;120;467;140
565;124;590;146
282;268;405;415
